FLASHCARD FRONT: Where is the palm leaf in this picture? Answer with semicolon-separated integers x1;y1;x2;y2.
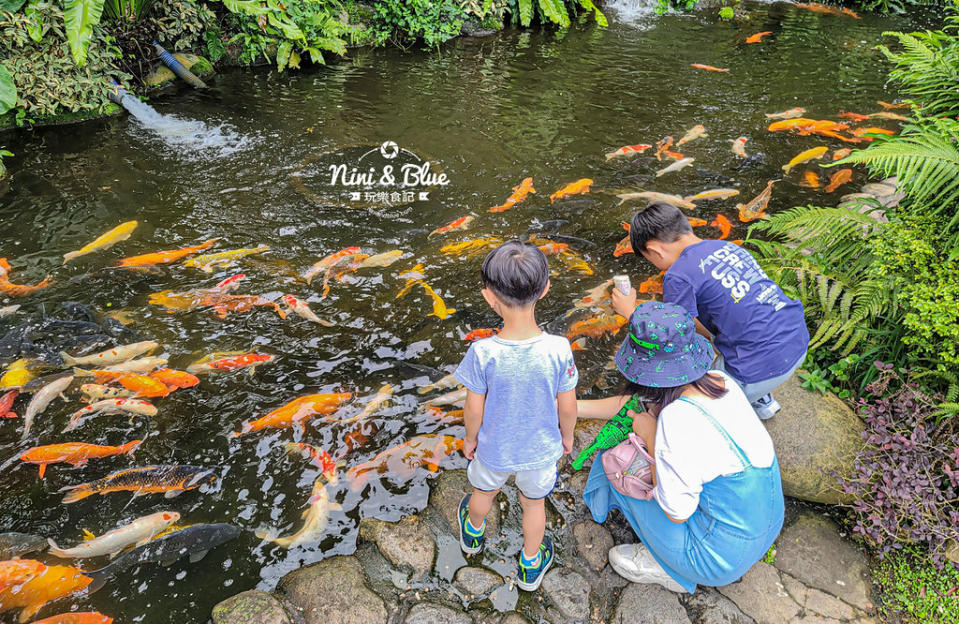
517;0;533;26
538;0;570;27
64;0;106;67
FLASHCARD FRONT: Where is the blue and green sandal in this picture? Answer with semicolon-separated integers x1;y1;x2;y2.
458;493;485;554
516;536;554;591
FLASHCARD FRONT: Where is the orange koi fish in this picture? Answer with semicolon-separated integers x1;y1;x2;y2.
0;258;51;298
691;63;729;72
841;7;860;17
687;217;708;227
148;368;199;389
838;111;869;122
737;181;776;222
570;337;587;351
20;440;142;479
489;177;535;212
0;559;46;593
799;171;821;188
287;442;339;483
654;136;674;161
794;2;852;17
765;108;806;120
347;434;463;490
425;406;464;423
302;247;362;284
187;352;274;374
30;613;114;624
58;465;215;504
605;144;651;161
851;127;896;139
613;234;633;258
116;239;217;268
796;120;849;137
710;214;733;240
0;388;18;418
429;216;475;237
746;31;772;44
232;392;353;437
567;314;627;341
0;564;91;623
731;137;748;158
877;100;911;110
639;271;665;295
767;118;818;132
869;111;909;121
202;293;287;319
464;328;499;341
575;278;613;309
84;370;170;398
825;169;853;193
549;179;593;203
536;241;569;256
662;150;685;161
832;148;853;160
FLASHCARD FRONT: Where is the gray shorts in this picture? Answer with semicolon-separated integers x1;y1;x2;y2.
468;456;557;500
712;350;807;403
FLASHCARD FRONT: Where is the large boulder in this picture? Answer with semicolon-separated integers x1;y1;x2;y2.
359;515;436;577
212;590;292;624
763;375;864;504
275;556;388;624
541;567;591;621
429;469;501;536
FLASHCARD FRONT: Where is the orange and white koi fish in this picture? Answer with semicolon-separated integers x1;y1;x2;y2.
825;168;853;193
46;511;179;560
765;108;806;120
489;177;535;212
663;150;685;161
465;328;499;341
286;442;339;484
639;271;665;295
232;392;353;437
737;181;776;222
677;125;707;146
302;247;361;285
64;398;157;431
0;258;51;298
746;31;772;44
617;192;696;210
21;440;142;478
148;368;199;389
0;564;91;622
685;188;740;203
425;406;464;423
795;2;858;17
187;352;274;374
782;146;828;174
58;465;215;504
282;295;334;326
429;216;475;237
710;214;733;240
116;239;217;268
256;476;340;548
536;241;570;256
575;278;614;308
549;179;593;203
654;136;674;161
202;293;287;319
731;137;748;158
799;171;821;188
63;221;138;264
78;370;169;398
691;63;728;72
605;144;651;161
838;111;869;122
567;314;627;341
61;341;159;368
877;100;911;110
348;434;463;490
832;148;853;160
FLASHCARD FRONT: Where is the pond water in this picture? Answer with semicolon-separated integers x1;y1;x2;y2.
0;2;927;622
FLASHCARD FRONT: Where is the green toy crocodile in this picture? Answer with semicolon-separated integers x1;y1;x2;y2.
571;394;645;471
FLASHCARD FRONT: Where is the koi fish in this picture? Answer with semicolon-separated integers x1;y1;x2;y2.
21;375;73;442
320;251;369;297
231;392;353;437
1;360;38;389
0;559;46;593
79;384;135;403
549;179;593;203
425;406;464;423
639;271;665;295
662;150;685;161
64;398;158;432
832;148;853;160
439;238;501;257
605;144;651;161
799;171;821;188
685;188;740;203
710;214;733;240
616;192;696;210
204;293;287;319
29;611;114;623
691;63;728;72
838;111;869;122
654;136;674;161
286;443;339;484
422;388;467;408
420;282;456;319
339;384;393;425
60;341;159;368
687;217;708;227
186;352;274;374
825;168;853;193
213;273;246;292
358;249;403;268
464;328;499;341
794;2;854;16
0;564;91;622
256;477;340;548
767;118;818;132
731;137;748;158
575;278;614;308
613;234;633;257
47;511;180;560
490;177;535;212
78;370;169;398
115;239;217;268
557;251;594;276
348;434;463;490
782;146;828;173
282;295;334;326
841;7;860;17
58;465;216;504
0;388;18;418
100;357;168;375
765;107;806;120
148;368;199;389
63;221;137;264
429;216;475;237
567;314;627;341
570;338;587;352
0;259;51;297
417;372;461;395
537;241;569;256
182;245;270;273
851;127;896;138
877;100;911;110
746;31;772;43
656;158;695;177
21;440;142;479
737;181;776;222
676;125;707;146
796;120;849;137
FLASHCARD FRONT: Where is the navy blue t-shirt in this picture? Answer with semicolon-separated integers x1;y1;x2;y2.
663;240;809;384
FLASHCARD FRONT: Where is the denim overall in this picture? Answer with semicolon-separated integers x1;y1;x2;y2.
583;397;785;593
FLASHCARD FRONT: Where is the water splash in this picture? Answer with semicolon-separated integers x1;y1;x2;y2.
604;0;662;22
118;93;250;157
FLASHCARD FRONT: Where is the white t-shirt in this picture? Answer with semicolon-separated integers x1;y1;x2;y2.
652;371;776;521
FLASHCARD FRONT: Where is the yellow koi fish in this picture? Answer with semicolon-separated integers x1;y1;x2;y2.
63;221;138;264
358;250;403;268
685;189;740;203
782;146;828;173
183;245;270;273
420;282;455;319
439;238;501;257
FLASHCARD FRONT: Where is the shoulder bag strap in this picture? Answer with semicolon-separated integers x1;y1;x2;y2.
676;396;752;469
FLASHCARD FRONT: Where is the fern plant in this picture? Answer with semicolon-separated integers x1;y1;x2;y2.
878;19;959;117
514;0;607;28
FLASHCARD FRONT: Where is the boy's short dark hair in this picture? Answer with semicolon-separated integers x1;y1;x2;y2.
481;240;549;307
630;202;693;253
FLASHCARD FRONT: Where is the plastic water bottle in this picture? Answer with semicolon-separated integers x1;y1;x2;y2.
613;274;631;296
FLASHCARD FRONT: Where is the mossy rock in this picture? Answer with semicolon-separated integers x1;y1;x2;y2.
145;53;214;88
0;103;123;131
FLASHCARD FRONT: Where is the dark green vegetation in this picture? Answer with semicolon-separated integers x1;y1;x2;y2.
874;546;959;624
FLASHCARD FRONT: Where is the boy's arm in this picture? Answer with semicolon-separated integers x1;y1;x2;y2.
557;389;578;454
462;389;486;460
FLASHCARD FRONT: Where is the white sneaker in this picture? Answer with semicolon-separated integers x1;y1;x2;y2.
751;393;781;420
608;543;687;593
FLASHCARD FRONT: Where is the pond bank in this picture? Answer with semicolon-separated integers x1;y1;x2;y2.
212;376;877;624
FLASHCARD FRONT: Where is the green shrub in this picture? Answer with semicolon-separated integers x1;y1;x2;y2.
146;0;216;52
875;548;959;623
368;0;467;48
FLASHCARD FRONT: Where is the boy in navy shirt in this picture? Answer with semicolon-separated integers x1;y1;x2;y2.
611;202;809;418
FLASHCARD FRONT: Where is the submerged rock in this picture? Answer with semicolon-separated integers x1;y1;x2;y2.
212;590;292;624
763;375;862;504
276;555;388;624
430;469;501;537
404;603;472;624
453;566;502;595
359;515;436;577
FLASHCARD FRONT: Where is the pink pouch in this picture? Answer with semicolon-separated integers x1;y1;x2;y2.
601;433;656;500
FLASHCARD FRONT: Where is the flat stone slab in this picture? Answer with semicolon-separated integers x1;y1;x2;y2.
276;555;387;624
542;567;591;620
430;469;500;537
774;513;873;610
405;602;472;624
682;587;755;624
453;565;502;595
212;590;292;624
359;514;436;577
719;562;802;624
615;583;692;624
572;520;614;571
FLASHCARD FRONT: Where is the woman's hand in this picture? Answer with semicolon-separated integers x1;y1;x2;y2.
611;285;638;319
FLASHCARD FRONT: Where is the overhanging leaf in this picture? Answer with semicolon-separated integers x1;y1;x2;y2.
0;0;28;12
63;0;106;68
0;64;17;116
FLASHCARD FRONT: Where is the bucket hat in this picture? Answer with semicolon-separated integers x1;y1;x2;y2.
614;301;713;388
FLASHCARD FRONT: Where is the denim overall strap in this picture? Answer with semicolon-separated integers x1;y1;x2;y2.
677;397;752;469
